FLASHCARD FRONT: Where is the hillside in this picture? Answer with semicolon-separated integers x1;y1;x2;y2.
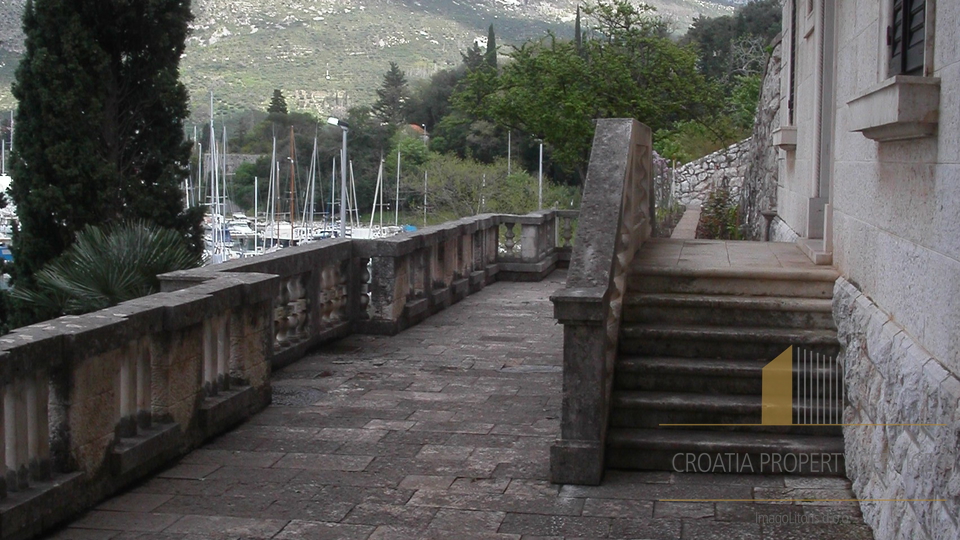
0;0;736;119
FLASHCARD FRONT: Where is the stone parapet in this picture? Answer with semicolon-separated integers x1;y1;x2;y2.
0;206;579;539
834;278;960;540
551;118;653;485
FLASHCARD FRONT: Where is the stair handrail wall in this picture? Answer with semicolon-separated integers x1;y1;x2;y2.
550;118;654;485
0;209;574;539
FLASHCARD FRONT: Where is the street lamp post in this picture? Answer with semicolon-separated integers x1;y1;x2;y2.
537;139;544;210
328;117;350;237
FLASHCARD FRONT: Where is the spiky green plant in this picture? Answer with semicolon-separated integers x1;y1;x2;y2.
12;221;201;318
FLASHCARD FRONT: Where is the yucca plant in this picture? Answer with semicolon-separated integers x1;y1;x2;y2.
12;221;202;317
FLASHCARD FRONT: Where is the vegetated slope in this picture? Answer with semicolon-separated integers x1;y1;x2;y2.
0;0;734;118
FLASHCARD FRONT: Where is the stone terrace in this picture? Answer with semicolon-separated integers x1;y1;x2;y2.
44;273;873;540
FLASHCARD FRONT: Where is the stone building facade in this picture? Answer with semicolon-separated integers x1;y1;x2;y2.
775;1;959;538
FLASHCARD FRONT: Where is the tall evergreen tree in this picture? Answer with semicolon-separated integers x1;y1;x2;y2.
267;88;288;114
461;42;485;71
575;5;583;52
372;62;409;126
10;0;202;289
485;24;498;68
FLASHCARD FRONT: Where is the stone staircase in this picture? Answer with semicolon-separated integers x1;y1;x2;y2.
606;263;847;475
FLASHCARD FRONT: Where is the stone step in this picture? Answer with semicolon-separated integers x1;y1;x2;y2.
622;293;835;329
609;391;843;435
619;325;840;359
615;356;843;395
606;428;846;475
627;266;839;299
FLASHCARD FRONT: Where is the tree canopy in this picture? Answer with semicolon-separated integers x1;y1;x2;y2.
372;62;410;126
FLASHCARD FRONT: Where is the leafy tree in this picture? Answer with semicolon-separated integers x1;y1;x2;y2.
406;68;465;131
10;0;202;296
372;62;409;126
455;1;717;180
11;221;201;319
268;89;288;115
485;24;498;68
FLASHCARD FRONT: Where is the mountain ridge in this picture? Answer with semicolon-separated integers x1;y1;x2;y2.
0;0;739;119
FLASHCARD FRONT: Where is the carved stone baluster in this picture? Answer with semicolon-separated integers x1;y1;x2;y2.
359;259;371;319
293;275;309;339
320;265;333;328
275;279;290;347
503;222;516;256
337;259;350;322
285;277;301;343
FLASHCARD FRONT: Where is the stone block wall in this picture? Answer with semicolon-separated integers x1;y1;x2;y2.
673;139;751;206
834;278;960;540
739;35;783;240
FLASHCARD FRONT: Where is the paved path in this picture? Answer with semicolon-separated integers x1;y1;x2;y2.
669;205;701;240
46;272;873;539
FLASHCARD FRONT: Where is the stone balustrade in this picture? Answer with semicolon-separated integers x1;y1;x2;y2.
550;118;654;486
0;208;575;539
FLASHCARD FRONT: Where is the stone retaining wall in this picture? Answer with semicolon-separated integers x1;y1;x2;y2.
834;278;960;540
739;36;783;240
673;139;751;205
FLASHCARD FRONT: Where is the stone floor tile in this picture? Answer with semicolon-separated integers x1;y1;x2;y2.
397;475;456;491
72;512;181;533
498;513;611;537
653;501;715;519
682;520;762;539
427;508;507;532
45;529;119;540
416;444;476;461
155;463;220;480
161;515;288;538
449;477;512;493
204;466;302;484
408;410;456;422
363;419;417;431
341;502;437;530
581;497;654;519
179;449;285;469
152;493;276;519
262;497;354;522
272;519;375;540
760;522;876;540
253;437;342;454
271;452;374;472
609;518;682;539
316;427;389;443
715;502;778;522
97;494;173;513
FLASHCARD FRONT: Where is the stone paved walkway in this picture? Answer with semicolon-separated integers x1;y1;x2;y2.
45;272;873;539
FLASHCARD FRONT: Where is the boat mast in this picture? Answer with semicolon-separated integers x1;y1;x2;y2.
349;160;359;227
331;158;336;233
368;157;383;230
289;126;296;236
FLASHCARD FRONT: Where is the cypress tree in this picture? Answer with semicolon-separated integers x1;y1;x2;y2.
10;0;201;289
267;89;288;115
575;5;583;53
485;24;498;68
372;62;409;126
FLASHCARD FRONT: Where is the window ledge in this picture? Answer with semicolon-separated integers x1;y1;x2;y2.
772;126;798;150
847;76;940;142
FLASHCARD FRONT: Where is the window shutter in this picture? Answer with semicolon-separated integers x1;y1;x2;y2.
889;0;925;75
904;0;925;74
